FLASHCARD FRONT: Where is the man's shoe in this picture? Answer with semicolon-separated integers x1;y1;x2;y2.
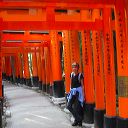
78;122;82;127
72;121;78;126
78;121;82;126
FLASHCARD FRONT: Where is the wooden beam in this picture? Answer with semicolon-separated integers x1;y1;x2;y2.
0;1;115;9
2;20;103;30
2;33;62;42
2;34;51;41
1;42;49;47
1;47;40;54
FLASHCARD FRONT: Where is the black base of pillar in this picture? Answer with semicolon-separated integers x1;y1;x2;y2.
53;80;65;98
33;76;39;87
43;84;46;92
94;109;105;128
38;81;42;90
15;77;18;84
83;103;95;124
6;76;10;81
2;73;6;80
10;75;13;82
26;78;32;87
2;85;4;98
0;98;3;115
46;84;50;94
23;78;26;85
50;85;53;96
0;98;2;128
104;115;116;128
117;117;128;128
16;76;21;83
65;93;68;106
1;99;3;116
20;78;24;84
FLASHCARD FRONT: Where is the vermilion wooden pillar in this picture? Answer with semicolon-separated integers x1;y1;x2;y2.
14;55;20;84
0;22;2;98
10;56;17;83
69;30;82;72
39;47;46;92
48;46;53;94
92;9;105;128
23;53;31;86
4;57;8;80
115;1;128;127
18;54;24;84
32;49;39;87
0;21;3;128
16;54;21;84
9;57;13;82
5;56;12;81
13;56;17;83
40;47;46;92
44;47;50;93
2;57;6;79
9;57;12;82
50;31;64;98
62;31;72;94
36;51;40;86
41;56;46;92
48;46;53;96
81;10;95;124
37;48;43;90
103;8;117;128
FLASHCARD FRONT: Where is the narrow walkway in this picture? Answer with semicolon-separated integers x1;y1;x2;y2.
4;81;73;128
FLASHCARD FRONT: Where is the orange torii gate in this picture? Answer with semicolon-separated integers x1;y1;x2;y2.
2;33;50;87
2;32;62;91
0;0;128;128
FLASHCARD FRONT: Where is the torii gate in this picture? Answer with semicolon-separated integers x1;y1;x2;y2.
0;0;128;128
2;32;62;90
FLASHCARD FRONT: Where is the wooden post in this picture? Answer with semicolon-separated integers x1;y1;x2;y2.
2;57;6;80
115;1;128;127
0;20;3;128
69;30;82;71
81;9;95;124
32;48;39;87
103;8;117;128
37;48;43;90
41;48;46;92
50;31;64;98
48;46;53;96
23;52;31;86
62;31;72;94
18;54;24;84
15;54;21;84
5;57;9;81
16;55;20;83
5;56;12;81
44;47;51;93
92;9;105;128
0;20;2;98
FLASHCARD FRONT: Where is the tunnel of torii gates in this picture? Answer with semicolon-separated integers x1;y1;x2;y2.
0;0;128;128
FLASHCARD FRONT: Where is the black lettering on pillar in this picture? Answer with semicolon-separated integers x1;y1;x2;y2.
52;32;57;57
106;33;111;75
117;11;124;69
84;31;89;65
70;31;75;62
95;32;100;76
63;32;68;68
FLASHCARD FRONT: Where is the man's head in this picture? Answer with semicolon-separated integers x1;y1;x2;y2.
72;62;79;73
